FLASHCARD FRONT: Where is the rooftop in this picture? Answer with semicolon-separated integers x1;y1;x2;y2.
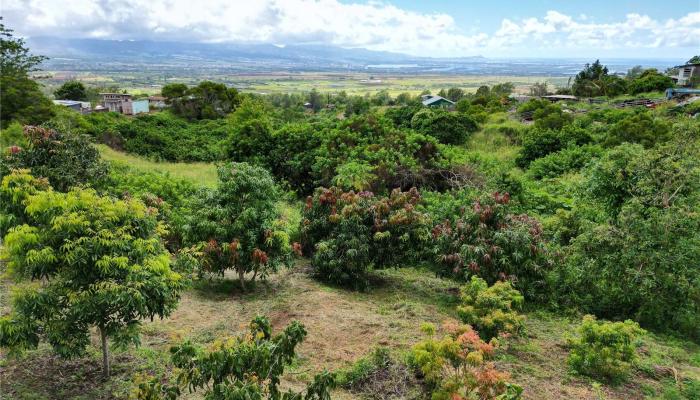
422;95;455;106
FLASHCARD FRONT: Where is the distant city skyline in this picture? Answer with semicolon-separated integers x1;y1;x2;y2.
2;0;699;58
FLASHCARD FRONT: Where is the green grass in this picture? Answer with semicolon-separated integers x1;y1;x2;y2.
97;144;219;187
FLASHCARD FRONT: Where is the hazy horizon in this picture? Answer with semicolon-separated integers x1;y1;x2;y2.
3;0;698;59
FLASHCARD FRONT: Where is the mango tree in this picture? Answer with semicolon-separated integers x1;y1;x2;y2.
184;162;291;290
0;178;185;378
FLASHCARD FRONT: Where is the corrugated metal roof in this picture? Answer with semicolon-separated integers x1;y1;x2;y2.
422;95;455;106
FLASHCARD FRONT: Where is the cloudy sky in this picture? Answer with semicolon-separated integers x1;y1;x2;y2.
3;0;699;58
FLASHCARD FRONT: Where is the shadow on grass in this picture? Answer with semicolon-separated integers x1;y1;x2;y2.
189;274;290;302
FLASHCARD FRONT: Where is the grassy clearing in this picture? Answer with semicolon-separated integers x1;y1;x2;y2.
97;144;219;187
2;265;698;400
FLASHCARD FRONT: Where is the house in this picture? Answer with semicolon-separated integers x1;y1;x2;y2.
672;63;700;87
148;95;166;109
100;93;133;113
100;93;149;115
131;99;150;115
421;94;455;108
53;100;91;114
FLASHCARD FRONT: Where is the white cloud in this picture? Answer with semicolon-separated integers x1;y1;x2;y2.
2;0;698;57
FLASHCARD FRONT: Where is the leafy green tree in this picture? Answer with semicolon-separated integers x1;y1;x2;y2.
515;124;591;168
687;55;700;64
0;22;54;128
184;162;291;290
0;169;49;235
136;316;335;400
601;75;628;97
491;82;515;97
308;88;323;112
561;127;700;339
410;108;478;144
160;83;188;101
627;69;674;94
167;81;240;120
529;82;549;96
572;60;609;97
0;121;25;149
0;182;185;378
626;65;644;79
432;192;551;301
53;80;88;101
446;87;465;102
602;111;670;148
301;187;430;290
1;125;107;191
344;95;370;117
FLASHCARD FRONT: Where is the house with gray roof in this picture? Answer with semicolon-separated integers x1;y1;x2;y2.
421;94;455;108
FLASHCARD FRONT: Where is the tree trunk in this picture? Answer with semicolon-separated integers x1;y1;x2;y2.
238;268;246;291
100;327;110;379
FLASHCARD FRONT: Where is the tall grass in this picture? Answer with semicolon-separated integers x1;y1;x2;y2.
97;144;219;187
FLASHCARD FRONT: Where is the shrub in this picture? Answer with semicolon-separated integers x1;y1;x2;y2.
515;125;591;168
568;315;646;383
411;108;479;144
0;182;184;378
431;192;550;300
457;276;525;340
99;162;199;250
1;125;107;191
560;130;700;339
109;112;229;162
184;162;291;290
602;111;671;148
527;144;603;179
301;187;431;289
628;69;675;94
136;316;335;399
408;321;523;400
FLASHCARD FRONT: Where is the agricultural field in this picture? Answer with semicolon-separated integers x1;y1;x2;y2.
39;70;570;97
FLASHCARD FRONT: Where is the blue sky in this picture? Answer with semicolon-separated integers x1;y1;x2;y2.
4;0;700;58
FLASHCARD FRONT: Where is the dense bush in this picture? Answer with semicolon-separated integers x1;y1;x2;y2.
162;80;241;120
527;144;603;179
136;316;335;399
1;125;107;191
457;276;525;340
301;187;431;289
602;111;671;148
110;112;230;162
384;105;421;129
408;321;523;400
515;125;591;168
311;115;453;193
410;108;479;144
627;69;675;94
183;162;291;290
568;315;646;383
99;162;198;249
431;192;551;300
559;129;700;339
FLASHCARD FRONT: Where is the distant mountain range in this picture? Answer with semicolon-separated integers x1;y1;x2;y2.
27;36;679;75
